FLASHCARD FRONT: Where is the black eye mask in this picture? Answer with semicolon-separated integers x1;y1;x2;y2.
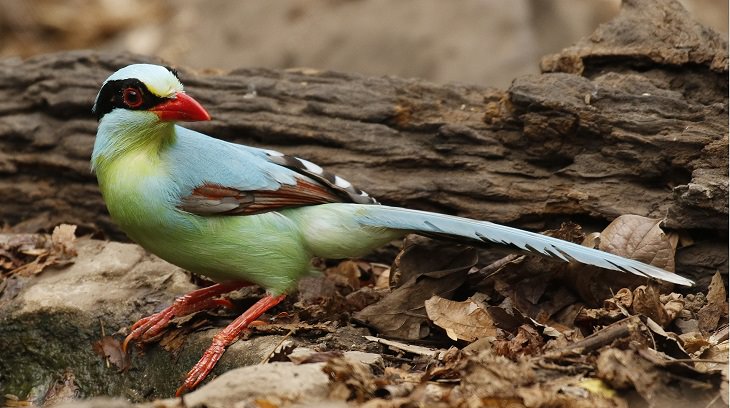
92;78;169;121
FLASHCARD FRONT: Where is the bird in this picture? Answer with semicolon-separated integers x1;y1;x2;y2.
91;64;693;395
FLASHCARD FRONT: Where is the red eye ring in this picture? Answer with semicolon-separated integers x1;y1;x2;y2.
122;87;143;108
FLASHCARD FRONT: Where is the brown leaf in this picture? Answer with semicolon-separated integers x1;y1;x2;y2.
632;285;671;327
697;272;727;334
353;237;475;339
267;343;297;363
460;350;535;399
323;357;376;402
697;340;729;373
484;304;530;332
297;275;339;304
678;331;712;355
50;224;77;258
158;327;188;355
424;296;498;342
492;324;544;358
596;349;638;390
570;215;679;306
660;293;684;322
597;348;723;406
296;275;350;321
344;286;383;312
642;317;691;359
599;215;675;272
92;335;130;372
8;224;77;277
325;260;367;291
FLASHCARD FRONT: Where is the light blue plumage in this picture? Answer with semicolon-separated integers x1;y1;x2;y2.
91;64;693;394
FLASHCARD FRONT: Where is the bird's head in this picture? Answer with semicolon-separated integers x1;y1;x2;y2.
92;64;211;125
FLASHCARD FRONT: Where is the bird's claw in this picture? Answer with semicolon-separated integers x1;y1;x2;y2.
123;309;175;352
173;294;287;395
175;340;226;396
123;295;236;353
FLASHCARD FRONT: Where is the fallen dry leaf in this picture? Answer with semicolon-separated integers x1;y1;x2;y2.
569;215;678;305
460;350;534;399
597;348;723;407
643;317;691;360
323;357;377;402
424;295;498;342
344;286;383;312
492;324;544;358
296;275;351;321
660;292;684;322
50;224;77;258
7;224;77;277
697;272;727;334
353;237;476;339
606;288;633;311
698;340;729;373
325;260;370;291
599;215;675;272
632;285;672;327
678;331;712;355
92;335;130;372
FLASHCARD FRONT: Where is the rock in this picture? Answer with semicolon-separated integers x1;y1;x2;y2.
181;362;333;408
54;362;343;408
0;238;292;402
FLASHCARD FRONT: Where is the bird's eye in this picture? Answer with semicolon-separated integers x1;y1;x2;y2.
122;87;144;108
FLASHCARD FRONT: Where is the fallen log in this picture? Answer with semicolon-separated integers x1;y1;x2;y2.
0;0;726;283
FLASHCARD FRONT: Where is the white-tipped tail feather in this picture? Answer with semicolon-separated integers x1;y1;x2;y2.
355;205;693;286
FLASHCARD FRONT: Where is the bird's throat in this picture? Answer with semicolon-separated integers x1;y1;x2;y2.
92;119;176;176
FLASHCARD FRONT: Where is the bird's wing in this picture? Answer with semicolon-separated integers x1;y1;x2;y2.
169;127;376;216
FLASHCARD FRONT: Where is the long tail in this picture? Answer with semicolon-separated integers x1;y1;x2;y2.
353;205;693;286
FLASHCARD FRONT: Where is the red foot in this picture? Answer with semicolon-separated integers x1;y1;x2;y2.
123;281;252;352
175;294;286;396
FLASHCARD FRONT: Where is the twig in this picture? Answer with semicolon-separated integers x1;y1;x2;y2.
703;392;720;408
259;327;294;364
659;358;729;365
558;315;643;354
99;318;110;368
363;336;444;357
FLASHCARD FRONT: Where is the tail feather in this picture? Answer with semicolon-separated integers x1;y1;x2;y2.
354;205;693;286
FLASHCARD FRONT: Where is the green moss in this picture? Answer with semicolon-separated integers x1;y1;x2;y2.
0;307;287;404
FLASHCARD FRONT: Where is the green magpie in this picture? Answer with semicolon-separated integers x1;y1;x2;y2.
91;64;692;395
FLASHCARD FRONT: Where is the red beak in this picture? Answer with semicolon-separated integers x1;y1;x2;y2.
151;92;211;122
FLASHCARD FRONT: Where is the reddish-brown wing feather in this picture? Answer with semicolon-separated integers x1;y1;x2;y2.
179;179;343;216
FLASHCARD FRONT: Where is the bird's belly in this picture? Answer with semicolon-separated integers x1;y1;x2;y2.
107;190;312;294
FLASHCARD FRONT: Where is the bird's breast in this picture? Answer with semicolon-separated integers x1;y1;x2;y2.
97;150;178;231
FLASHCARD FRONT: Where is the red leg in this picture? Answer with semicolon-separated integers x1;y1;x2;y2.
175;294;286;396
123;281;252;352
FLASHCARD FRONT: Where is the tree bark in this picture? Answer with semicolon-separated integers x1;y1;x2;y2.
0;0;726;283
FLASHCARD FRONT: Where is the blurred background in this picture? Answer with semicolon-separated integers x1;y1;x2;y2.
0;0;726;88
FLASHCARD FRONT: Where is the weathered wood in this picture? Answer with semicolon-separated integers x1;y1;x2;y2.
0;0;726;282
